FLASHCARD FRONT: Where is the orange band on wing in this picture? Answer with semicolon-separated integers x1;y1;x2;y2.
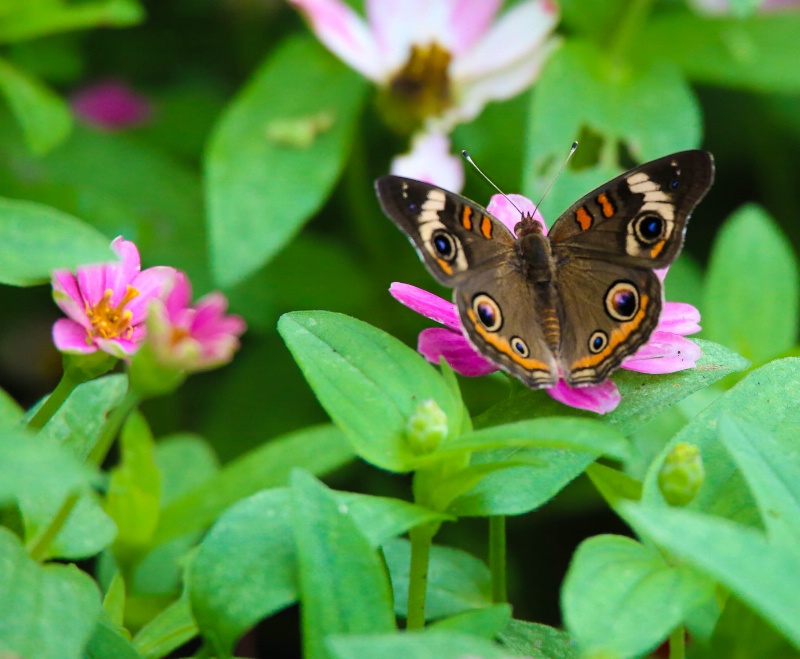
436;258;453;275
650;240;666;258
575;206;593;231
461;205;473;230
597;193;615;218
480;215;493;239
570;295;650;370
467;309;550;372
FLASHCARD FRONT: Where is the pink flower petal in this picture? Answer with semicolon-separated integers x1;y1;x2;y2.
108;236;141;293
622;333;702;374
77;263;109;308
657;302;701;336
487;193;547;235
71;80;152;130
164;271;192;316
96;336;138;358
291;0;383;80
389;282;461;330
391;132;465;193
126;266;177;323
446;0;503;55
655;266;669;282
418;327;498;376
52;318;96;354
547;379;621;414
52;271;90;325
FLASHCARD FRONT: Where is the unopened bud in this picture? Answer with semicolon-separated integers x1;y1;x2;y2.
658;442;704;506
406;399;448;455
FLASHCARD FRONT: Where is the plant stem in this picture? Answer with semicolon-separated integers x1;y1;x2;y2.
669;626;686;659
27;492;80;561
406;522;436;630
86;389;141;466
27;371;80;430
489;516;507;603
608;0;654;66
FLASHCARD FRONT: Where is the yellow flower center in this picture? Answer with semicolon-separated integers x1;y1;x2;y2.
379;42;453;133
85;286;139;341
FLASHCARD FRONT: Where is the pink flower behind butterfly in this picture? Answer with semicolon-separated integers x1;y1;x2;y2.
390;194;702;415
289;0;559;191
70;80;152;130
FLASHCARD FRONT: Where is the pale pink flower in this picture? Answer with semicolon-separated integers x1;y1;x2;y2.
391;131;465;193
290;0;559;191
146;272;246;372
52;237;176;358
70;80;152;130
390;194;702;414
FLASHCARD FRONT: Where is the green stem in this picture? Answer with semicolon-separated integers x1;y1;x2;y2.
608;0;654;66
27;371;81;430
86;389;141;466
27;492;80;561
406;523;436;630
489;516;507;603
669;626;686;659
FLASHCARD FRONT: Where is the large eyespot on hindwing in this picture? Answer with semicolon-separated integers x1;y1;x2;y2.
604;281;640;321
588;330;608;354
472;293;503;332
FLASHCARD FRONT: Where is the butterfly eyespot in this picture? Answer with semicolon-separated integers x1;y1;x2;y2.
431;230;456;260
511;336;529;358
472;293;502;332
605;281;640;321
633;214;665;244
589;330;608;354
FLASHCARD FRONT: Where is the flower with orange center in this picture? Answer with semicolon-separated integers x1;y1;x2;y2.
51;236;176;358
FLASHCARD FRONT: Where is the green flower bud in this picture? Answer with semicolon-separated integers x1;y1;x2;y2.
406;399;448;455
658;442;705;507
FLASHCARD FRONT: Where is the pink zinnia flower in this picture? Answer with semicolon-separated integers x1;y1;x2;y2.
290;0;559;191
70;80;152;130
390;194;702;414
52;237;176;358
146;272;246;372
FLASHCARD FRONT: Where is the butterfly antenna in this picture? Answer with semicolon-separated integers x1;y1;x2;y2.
532;141;579;216
461;150;523;216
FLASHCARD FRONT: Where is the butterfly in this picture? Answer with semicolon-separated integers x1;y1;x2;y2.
375;151;714;388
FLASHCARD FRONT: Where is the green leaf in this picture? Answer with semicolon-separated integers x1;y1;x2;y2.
85;617;143;659
473;340;749;435
428;418;630;463
191;487;439;655
0;56;71;153
0;386;23;428
562;534;714;657
18;491;116;560
206;35;366;287
327;630;516;659
0;0;143;43
717;414;800;549
291;471;395;659
278;312;460;473
0;197;113;286
634;12;800;93
103;572;126;628
498;619;578;659
0;528;102;659
710;596;798;659
132;594;197;659
105;412;161;567
703;204;798;364
0;427;92;506
430;604;511;639
153;433;219;506
526;39;701;219
643;358;800;526
383;538;491;621
154;424;354;543
623;504;800;651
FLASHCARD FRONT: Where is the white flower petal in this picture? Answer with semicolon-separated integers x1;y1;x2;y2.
452;0;559;81
446;0;503;55
391;131;465;192
291;0;384;80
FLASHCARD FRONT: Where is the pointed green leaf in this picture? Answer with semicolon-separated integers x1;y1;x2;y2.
0;197;113;286
291;470;395;659
430;604;511;639
327;630;515;659
206;35;366;287
154;433;219;506
623;504;800;650
703;205;798;364
498;619;578;659
132;593;197;659
279;312;460;473
717;414;800;549
0;528;102;659
562;534;714;657
85;617;142;659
